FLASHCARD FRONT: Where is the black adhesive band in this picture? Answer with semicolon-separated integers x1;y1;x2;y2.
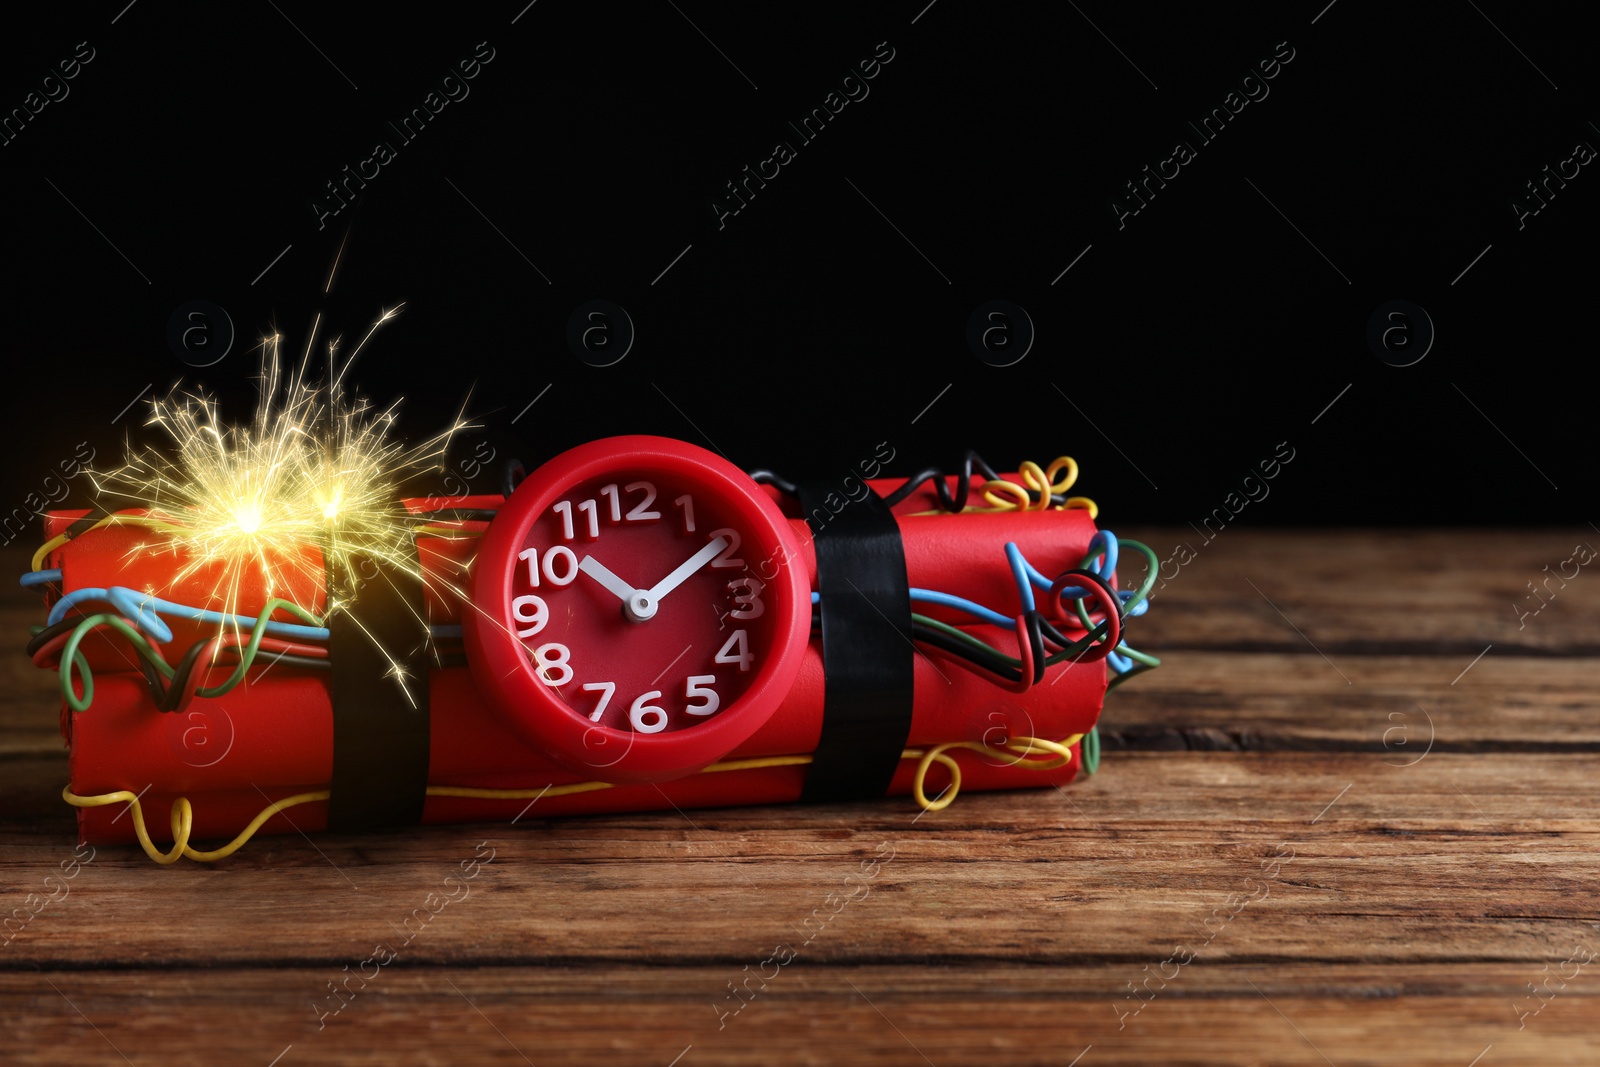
796;483;914;802
325;548;431;831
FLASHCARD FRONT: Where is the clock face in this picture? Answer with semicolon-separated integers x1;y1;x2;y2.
466;436;811;782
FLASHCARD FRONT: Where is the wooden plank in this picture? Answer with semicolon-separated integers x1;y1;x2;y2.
1099;651;1600;751
6;538;1598;1067
4;647;1594;766
3;964;1596;1067
4;753;1596;968
1113;527;1600;655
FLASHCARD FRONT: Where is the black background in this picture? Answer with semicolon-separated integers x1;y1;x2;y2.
4;2;1591;528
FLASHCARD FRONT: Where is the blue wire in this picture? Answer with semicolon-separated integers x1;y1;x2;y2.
20;570;62;589
908;589;1013;629
1003;543;1036;612
46;586;330;643
810;539;1147;675
1014;538;1139;672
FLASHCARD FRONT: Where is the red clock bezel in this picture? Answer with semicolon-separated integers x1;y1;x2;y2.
464;435;812;783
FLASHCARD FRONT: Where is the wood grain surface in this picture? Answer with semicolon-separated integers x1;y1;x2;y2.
3;531;1598;1066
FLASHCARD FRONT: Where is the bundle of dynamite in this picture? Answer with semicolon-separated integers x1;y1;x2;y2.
22;336;1158;865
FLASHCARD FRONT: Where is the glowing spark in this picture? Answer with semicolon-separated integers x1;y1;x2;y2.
87;307;477;687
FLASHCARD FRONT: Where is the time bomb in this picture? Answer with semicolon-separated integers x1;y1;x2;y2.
27;435;1159;865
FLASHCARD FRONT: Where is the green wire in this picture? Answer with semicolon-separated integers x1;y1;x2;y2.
60;614;176;713
57;598;324;713
913;612;1021;668
194;599;324;699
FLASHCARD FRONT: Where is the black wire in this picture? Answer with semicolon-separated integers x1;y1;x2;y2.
1024;611;1046;684
135;654;167;705
58;503;113;544
1040;569;1123;665
883;451;1084;511
25;619;78;657
880;450;1003;511
159;638;214;711
412;507;500;521
747;470;800;497
910;624;1023;683
502;458;526;497
215;650;332;672
754;449;1073;514
31;618;175;705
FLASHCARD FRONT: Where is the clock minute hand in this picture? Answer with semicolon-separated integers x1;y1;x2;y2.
646;536;729;604
578;554;639;603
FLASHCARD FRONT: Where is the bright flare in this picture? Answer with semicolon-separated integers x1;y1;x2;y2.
88;307;475;677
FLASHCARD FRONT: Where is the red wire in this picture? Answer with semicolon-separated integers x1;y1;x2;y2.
1045;570;1122;663
1009;614;1035;694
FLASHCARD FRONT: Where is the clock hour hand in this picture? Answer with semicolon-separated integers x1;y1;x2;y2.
578;554;639;603
646;536;730;604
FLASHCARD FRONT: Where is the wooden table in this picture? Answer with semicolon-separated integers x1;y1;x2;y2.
4;531;1597;1066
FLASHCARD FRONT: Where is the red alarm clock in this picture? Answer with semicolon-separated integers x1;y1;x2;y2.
464;436;812;782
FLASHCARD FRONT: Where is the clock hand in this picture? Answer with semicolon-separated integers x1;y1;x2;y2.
578;555;640;603
646;536;730;604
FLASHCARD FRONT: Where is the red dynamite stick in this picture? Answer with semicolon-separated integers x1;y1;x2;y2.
39;477;1110;848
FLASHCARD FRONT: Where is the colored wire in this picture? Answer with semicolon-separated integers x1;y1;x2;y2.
47;587;328;643
56;615;174;711
20;569;61;589
909;734;1081;812
63;734;1089;865
410;507;500;521
881;451;1001;510
53;598;325;713
908;589;1013;629
31;513;189;573
502;458;526;496
1082;726;1100;774
746;470;800;497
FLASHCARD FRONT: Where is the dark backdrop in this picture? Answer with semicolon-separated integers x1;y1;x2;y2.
3;2;1591;529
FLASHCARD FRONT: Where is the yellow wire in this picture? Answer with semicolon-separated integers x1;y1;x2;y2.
1045;455;1079;493
62;737;1086;865
909;735;1081;812
901;455;1097;518
32;513;191;573
979;478;1032;511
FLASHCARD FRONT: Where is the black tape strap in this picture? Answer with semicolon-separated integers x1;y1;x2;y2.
796;483;915;802
325;548;431;831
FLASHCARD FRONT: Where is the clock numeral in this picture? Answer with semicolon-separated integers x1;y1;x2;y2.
684;674;720;716
552;500;575;541
576;498;600;539
726;577;764;620
581;681;616;722
630;690;668;733
674;493;696;534
708;528;745;569
532;642;573;687
554;499;602;540
519;545;578;587
512;594;549;637
715;629;754;672
624;481;661;521
600;483;621;523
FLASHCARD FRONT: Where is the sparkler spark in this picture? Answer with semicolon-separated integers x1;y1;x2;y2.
87;307;475;680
